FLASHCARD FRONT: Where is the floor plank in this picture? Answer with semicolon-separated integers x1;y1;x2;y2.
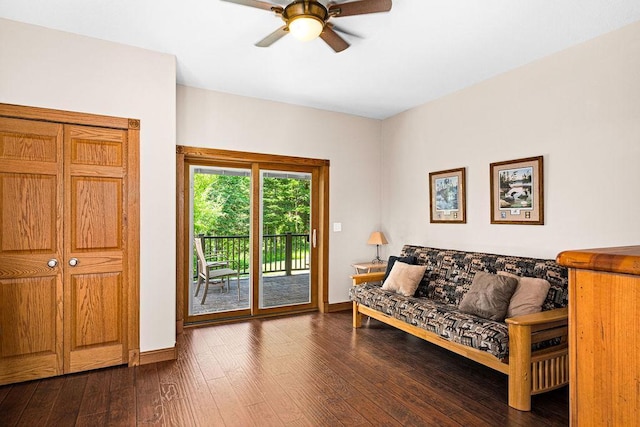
0;385;11;406
15;376;64;425
206;375;254;426
155;359;198;426
135;363;164;425
47;374;88;426
0;311;569;426
77;368;112;420
0;381;38;426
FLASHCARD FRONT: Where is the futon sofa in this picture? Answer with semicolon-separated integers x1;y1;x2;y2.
349;245;569;411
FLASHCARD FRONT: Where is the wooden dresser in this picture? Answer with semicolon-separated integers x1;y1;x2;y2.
557;246;640;426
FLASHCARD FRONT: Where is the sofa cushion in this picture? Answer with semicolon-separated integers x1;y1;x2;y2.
350;283;510;359
381;261;428;297
498;271;551;318
459;272;518;321
383;255;417;283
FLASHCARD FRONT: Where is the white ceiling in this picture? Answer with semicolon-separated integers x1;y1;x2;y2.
2;0;640;119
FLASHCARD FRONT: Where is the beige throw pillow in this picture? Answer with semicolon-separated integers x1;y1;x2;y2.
498;271;551;318
381;261;427;297
459;271;518;321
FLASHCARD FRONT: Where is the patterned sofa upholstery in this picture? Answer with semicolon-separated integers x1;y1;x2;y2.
350;245;570;411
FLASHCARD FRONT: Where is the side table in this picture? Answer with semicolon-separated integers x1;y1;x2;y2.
352;261;387;275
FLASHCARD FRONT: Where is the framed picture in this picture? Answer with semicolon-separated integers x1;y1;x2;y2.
490;156;544;225
429;167;466;224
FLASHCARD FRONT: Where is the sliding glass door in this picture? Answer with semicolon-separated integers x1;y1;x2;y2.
185;161;318;322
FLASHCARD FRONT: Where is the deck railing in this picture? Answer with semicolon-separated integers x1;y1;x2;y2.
195;233;309;276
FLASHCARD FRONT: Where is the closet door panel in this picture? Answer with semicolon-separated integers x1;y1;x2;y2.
0;117;63;385
0;277;58;355
0;118;59;163
67;272;123;372
71;272;122;347
0;276;61;384
1;174;57;252
64;124;128;373
71;177;122;251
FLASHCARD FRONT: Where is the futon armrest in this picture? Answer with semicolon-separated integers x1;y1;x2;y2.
351;271;385;285
505;307;568;326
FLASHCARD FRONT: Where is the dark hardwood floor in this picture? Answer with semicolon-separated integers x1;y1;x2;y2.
0;311;569;426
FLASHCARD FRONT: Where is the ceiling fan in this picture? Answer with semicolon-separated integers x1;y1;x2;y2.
221;0;392;52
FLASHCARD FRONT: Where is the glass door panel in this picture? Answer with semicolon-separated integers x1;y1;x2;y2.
259;170;312;309
188;165;251;318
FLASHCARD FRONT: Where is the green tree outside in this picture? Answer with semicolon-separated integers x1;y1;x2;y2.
193;171;310;272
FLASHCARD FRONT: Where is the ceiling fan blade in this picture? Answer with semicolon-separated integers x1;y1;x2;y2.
320;26;349;53
220;0;280;11
329;23;362;39
328;0;392;17
255;26;289;47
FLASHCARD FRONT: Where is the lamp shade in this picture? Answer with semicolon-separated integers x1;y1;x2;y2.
367;231;388;246
289;16;324;41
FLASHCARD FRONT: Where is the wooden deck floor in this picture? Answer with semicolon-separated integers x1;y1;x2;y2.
0;311;569;426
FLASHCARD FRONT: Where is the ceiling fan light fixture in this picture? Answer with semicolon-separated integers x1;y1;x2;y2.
225;0;393;52
288;15;324;41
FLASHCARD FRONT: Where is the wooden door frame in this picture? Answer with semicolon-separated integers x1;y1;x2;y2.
175;146;330;332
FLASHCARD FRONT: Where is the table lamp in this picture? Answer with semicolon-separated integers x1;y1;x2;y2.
367;231;388;264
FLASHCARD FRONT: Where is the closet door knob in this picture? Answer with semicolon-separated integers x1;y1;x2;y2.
69;258;79;267
47;259;58;268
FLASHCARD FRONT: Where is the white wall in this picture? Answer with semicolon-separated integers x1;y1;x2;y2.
0;19;177;352
381;21;640;259
177;86;382;303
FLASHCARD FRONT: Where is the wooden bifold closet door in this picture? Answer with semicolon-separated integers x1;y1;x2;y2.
0;105;140;386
